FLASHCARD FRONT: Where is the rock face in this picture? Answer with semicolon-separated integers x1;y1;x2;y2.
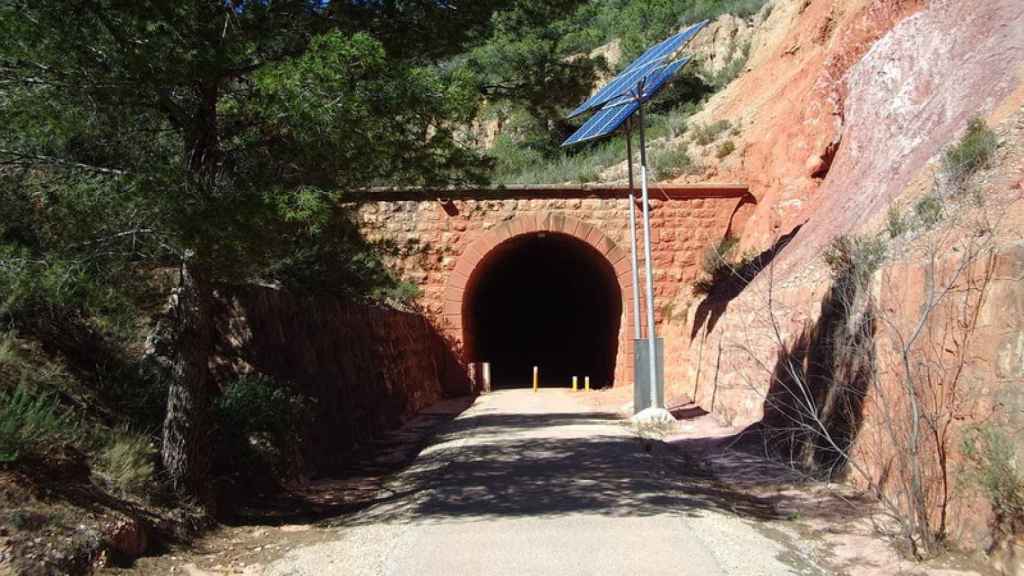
681;0;1024;414
660;0;1024;555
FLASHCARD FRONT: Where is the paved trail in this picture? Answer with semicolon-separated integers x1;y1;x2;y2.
267;390;826;576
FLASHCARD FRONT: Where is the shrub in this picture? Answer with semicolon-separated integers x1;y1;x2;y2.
692;234;750;295
692;120;732;146
886;206;909;238
705;234;740;269
914;194;944;228
0;384;75;462
942;118;998;184
373;280;422;305
707;41;751;90
823;234;887;287
962;425;1024;538
94;429;156;498
575;165;602;184
215;374;310;484
653;144;696;180
665;109;690;139
491;132;626;185
715;140;736;159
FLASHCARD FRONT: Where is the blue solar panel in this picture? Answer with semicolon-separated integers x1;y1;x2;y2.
562;100;640;147
566;19;708;119
637;56;691;100
561;57;692;147
623;19;708;75
566;59;661;119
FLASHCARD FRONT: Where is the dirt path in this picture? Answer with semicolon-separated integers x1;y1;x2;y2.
260;390;827;575
109;390;991;576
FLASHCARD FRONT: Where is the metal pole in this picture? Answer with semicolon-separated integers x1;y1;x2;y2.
626;123;642;341
637;102;659;409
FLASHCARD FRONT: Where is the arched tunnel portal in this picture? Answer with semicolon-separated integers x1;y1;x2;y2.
461;231;623;389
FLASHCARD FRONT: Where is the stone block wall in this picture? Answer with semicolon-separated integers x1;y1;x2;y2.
349;185;750;390
212;285;463;472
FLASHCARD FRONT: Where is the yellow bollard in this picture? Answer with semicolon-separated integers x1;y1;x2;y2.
585;376;590;392
533;366;539;392
572;376;578;391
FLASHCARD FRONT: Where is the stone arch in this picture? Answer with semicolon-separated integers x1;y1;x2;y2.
443;213;634;386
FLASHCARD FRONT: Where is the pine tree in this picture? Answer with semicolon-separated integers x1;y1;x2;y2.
1;0;503;510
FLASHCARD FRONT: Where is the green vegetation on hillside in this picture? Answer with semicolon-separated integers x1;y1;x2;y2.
0;0;523;522
942;118;999;183
469;0;765;184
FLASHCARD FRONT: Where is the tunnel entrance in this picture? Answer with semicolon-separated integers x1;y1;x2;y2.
463;232;622;389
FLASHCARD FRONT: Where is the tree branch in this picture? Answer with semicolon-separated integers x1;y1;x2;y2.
0;149;127;176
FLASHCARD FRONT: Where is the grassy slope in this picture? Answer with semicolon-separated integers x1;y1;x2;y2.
487;0;765;185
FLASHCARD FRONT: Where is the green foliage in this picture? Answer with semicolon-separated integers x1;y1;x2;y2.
465;0;766;149
942;118;998;184
914;194;944;229
823;234;887;287
94;429;156;499
716;140;737;159
492;133;627;185
0;174;147;336
1;0;521;501
692;120;732;146
215;375;310;483
251;32;489;189
652;144;697;180
481;0;763;183
491;100;708;185
692;234;754;295
604;0;766;65
886;206;910;239
374;281;424;305
1;332;165;499
0;385;75;462
962;425;1024;537
1;1;496;305
465;1;601;149
706;41;752;90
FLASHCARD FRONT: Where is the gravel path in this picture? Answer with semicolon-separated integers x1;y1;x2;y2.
266;389;828;576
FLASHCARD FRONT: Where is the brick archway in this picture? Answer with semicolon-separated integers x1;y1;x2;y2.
442;213;635;386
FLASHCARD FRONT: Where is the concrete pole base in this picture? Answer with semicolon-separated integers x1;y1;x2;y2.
630;407;676;425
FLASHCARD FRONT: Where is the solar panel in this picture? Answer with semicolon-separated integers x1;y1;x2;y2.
622;20;708;75
566;19;709;119
562;100;640;147
561;57;691;147
566;59;661;119
637;56;691;100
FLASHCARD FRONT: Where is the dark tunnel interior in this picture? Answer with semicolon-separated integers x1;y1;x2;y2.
463;232;621;389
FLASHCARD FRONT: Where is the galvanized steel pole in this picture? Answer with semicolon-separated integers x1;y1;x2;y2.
625;123;643;341
637;101;659;409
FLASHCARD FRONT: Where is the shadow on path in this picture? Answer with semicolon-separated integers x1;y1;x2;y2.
225;398;475;527
344;410;784;527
